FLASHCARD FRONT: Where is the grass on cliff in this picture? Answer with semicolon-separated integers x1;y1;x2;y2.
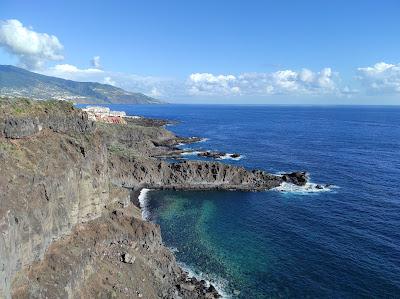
108;142;141;160
0;97;75;117
0;140;15;152
0;139;36;171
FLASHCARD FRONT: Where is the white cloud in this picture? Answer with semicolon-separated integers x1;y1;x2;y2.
189;73;236;84
43;64;103;81
187;67;340;96
357;62;400;93
91;55;101;69
299;68;315;83
103;76;116;86
231;86;241;94
149;87;162;97
0;19;63;69
188;73;238;95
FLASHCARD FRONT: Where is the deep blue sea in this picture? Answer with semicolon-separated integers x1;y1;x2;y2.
99;104;400;298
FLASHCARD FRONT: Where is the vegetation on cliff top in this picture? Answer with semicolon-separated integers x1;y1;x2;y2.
0;97;75;117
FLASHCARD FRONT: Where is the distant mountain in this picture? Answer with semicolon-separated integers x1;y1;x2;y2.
0;65;163;104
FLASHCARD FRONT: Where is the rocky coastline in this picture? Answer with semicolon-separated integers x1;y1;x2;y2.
0;98;308;298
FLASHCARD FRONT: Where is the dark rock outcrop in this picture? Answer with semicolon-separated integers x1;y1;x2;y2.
110;157;284;191
197;151;225;159
282;171;308;186
197;151;241;159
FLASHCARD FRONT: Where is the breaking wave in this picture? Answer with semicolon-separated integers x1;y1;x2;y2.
177;261;231;299
217;154;243;161
198;138;209;143
180;151;202;156
180;151;242;161
274;182;337;194
138;188;151;220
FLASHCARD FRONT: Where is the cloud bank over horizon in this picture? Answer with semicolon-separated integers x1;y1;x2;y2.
0;19;399;103
357;62;400;94
187;68;344;96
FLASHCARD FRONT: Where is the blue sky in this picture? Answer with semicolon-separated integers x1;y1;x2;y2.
1;0;400;104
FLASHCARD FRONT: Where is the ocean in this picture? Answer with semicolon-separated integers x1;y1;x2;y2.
100;104;400;298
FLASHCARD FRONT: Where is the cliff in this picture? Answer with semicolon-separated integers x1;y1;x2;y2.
0;98;306;299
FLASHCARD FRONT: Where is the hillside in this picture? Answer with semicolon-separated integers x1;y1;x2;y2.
0;65;162;104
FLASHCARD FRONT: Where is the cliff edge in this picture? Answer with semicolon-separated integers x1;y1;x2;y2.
0;98;306;298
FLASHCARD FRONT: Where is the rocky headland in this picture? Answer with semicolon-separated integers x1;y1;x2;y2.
0;98;307;298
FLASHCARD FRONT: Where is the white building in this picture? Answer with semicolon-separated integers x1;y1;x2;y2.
82;106;127;123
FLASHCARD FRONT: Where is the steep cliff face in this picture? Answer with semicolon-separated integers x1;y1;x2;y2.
0;104;108;297
11;200;217;299
0;98;306;299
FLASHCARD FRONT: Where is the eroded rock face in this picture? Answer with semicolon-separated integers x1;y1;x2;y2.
0;130;109;297
1;111;95;139
0;100;95;139
110;156;284;191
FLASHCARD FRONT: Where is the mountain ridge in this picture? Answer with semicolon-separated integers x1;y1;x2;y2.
0;65;163;104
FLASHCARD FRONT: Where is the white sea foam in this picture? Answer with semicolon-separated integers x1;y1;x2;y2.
197;137;209;143
217;153;243;161
177;261;231;298
169;247;180;253
274;182;337;194
180;151;243;161
177;138;208;147
138;188;151;220
180;151;202;156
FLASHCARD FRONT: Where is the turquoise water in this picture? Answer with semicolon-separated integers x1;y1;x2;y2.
97;104;400;298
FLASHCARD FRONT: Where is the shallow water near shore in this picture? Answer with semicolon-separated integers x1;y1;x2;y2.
110;104;400;298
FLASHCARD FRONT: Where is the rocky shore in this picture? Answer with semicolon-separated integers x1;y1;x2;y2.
0;98;307;298
197;151;241;159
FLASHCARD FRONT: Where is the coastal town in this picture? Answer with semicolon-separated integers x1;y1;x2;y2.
82;106;132;124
